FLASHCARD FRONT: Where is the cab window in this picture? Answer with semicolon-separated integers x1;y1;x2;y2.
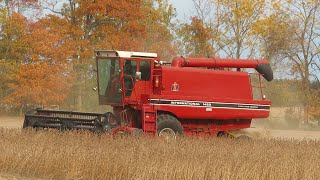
97;58;122;104
140;60;151;81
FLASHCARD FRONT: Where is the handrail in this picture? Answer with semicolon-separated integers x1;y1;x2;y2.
249;73;266;100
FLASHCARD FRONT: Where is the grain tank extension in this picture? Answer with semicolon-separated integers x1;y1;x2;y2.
23;50;273;137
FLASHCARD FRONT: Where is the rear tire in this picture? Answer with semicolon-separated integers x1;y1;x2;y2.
157;114;183;138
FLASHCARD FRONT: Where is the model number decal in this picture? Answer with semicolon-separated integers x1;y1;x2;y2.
202;103;212;107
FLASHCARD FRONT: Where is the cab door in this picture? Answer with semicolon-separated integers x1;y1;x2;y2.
122;59;152;102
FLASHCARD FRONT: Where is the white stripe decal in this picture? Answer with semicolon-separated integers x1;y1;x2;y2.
149;99;270;111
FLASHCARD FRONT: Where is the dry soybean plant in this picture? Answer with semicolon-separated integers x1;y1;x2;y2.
0;128;319;179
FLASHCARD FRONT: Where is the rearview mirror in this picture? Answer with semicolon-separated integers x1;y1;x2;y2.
135;71;141;81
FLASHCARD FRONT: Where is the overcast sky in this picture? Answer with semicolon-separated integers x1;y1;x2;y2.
168;0;195;22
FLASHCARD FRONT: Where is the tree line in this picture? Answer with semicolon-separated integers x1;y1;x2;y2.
0;0;320;123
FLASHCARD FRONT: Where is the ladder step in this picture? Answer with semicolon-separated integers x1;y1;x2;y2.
142;105;156;133
144;123;156;131
144;112;156;122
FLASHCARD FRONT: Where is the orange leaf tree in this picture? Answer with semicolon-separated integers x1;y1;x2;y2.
1;0;178;112
5;63;73;107
3;13;74;109
40;0;176;110
178;17;215;57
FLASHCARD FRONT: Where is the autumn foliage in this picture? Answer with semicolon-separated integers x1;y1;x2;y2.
5;63;73;106
0;0;176;112
1;0;320;123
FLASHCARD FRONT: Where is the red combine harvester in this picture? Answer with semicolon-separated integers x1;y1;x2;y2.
23;50;273;138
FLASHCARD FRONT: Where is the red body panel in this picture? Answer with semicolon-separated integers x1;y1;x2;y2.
120;64;271;135
96;52;272;136
160;67;252;99
150;67;271;120
149;66;270;120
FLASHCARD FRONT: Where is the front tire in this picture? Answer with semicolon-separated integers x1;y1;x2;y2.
157;114;183;138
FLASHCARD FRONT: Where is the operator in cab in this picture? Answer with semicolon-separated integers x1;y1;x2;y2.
124;60;136;96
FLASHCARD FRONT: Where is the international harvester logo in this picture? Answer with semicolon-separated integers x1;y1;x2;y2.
171;82;179;92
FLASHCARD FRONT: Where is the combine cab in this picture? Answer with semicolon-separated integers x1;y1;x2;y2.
23;50;273;137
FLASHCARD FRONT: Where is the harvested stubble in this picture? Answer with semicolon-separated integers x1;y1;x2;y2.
0;128;319;180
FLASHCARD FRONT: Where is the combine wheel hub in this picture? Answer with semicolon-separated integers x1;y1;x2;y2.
157;114;183;141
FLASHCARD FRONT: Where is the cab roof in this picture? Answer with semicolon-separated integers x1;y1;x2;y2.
95;50;157;58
